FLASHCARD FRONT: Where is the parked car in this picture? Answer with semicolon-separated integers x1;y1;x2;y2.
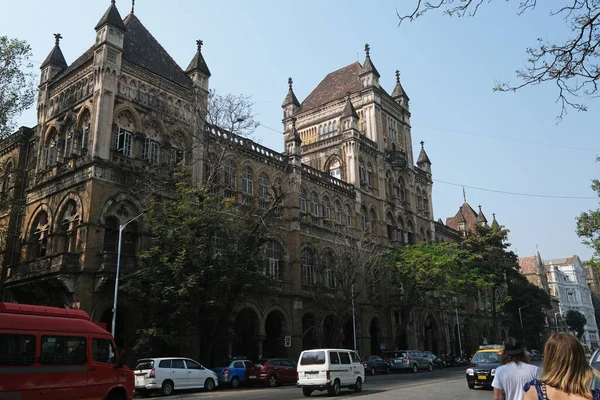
212;358;254;388
134;357;218;397
423;351;444;369
297;348;365;397
465;348;502;390
246;358;298;387
363;355;391;375
382;350;433;372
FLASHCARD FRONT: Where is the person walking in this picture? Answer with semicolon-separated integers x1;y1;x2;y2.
524;333;600;400
492;337;539;400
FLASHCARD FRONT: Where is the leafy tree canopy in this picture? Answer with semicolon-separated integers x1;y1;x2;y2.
566;309;587;338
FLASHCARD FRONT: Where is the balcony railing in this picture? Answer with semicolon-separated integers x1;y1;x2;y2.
5;253;81;284
386;150;408;170
96;252;137;274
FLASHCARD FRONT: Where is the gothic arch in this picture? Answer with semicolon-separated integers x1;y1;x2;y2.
54;192;84;229
233;301;265;334
97;193;143;226
76;106;92;128
113;105;141;132
42;124;60;146
263;303;292;335
324;153;344;173
25;204;54;240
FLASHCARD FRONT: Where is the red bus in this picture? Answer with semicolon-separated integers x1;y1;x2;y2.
0;302;134;400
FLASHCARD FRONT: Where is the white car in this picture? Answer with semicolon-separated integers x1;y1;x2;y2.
297;348;365;397
134;357;218;397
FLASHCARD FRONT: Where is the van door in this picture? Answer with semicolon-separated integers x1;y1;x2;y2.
338;351;352;385
184;359;205;388
170;359;189;388
86;337;120;399
328;351;342;383
350;351;363;382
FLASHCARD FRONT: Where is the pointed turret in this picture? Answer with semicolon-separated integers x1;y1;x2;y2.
416;141;431;174
186;39;211;77
40;33;67;84
340;92;359;134
95;0;127;32
392;69;410;109
282;77;300;108
360;43;380;88
341;95;359;119
476;205;488;226
282;77;300;132
491;213;500;230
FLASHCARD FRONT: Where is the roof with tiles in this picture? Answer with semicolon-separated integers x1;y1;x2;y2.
544;256;580;267
445;202;478;231
519;256;538;275
300;62;363;112
52;11;192;88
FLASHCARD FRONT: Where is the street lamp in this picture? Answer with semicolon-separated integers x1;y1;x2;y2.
111;211;145;338
519;304;533;350
351;284;357;351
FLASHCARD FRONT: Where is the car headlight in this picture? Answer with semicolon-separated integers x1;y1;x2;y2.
491;369;496;376
466;368;474;376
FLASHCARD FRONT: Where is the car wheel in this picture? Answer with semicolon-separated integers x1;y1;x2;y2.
268;374;277;387
303;387;313;397
161;380;174;396
371;367;376;376
468;383;475;390
231;376;240;389
328;379;341;396
204;378;215;391
412;364;418;373
428;363;433;372
354;377;363;392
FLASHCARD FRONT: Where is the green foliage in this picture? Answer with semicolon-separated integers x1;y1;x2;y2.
0;36;35;139
389;241;478;310
122;181;275;354
577;162;600;258
566;309;587;339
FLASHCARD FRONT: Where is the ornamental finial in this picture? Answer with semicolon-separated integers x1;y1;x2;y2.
131;0;135;13
288;77;293;90
54;33;62;46
196;39;203;52
395;69;400;83
365;43;370;57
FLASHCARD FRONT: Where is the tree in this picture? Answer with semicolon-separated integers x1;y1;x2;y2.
397;1;600;119
0;36;35;139
577;166;600;259
566;309;587;338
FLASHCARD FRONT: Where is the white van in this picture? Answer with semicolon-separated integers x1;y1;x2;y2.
297;348;365;397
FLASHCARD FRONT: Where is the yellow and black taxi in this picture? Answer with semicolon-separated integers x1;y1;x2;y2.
466;346;503;389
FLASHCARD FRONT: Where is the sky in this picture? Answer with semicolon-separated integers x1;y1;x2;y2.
2;0;599;261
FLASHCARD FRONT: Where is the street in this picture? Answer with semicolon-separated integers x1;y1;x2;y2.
143;367;500;400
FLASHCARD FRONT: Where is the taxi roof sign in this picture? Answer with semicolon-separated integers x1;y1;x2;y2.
479;344;504;350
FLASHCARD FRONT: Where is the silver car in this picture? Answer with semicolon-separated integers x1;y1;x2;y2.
383;350;433;373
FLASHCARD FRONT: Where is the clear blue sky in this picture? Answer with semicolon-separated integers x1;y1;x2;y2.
3;0;599;260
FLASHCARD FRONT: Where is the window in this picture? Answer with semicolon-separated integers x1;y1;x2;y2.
65;131;74;156
81;123;90;150
171;359;186;369
399;178;407;202
339;352;351;364
345;205;352;226
40;336;86;365
0;334;35;366
334;201;341;224
167;147;184;167
310;192;319;217
351;352;361;364
299;190;307;213
115;127;132;157
300;351;325;365
47;139;57;166
370;209;377;232
265;241;283;279
359;161;366;183
224;162;237;197
92;338;116;364
234;361;244;368
332;120;338;132
185;360;204;369
416;189;423;209
301;247;316;285
360;207;367;231
568;291;575;303
329;352;341;365
366;164;373;186
143;138;160;164
2;163;12;194
322;196;331;220
158;360;171;368
258;173;270;201
242;167;253;195
387;173;393;197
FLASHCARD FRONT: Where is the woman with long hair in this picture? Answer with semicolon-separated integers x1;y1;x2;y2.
524;333;600;400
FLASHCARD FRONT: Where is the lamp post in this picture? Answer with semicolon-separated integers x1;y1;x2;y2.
351;284;357;351
554;312;562;333
111;211;145;338
519;304;533;350
456;309;463;357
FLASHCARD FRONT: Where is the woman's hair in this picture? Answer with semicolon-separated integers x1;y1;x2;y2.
541;333;598;398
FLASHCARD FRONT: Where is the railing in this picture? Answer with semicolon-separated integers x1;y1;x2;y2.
301;164;355;193
96;252;137;274
386;150;407;170
5;253;81;283
301;134;343;153
206;125;285;164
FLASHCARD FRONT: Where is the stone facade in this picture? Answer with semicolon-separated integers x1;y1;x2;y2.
0;2;464;365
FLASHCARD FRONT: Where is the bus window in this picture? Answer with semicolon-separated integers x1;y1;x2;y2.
0;334;35;366
92;338;116;365
40;336;87;365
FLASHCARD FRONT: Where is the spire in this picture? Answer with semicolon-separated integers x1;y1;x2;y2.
491;213;500;229
463;187;467;203
131;0;135;13
95;0;127;32
476;205;488;225
392;69;407;99
185;39;211;76
417;141;431;165
341;92;359;119
40;33;67;70
361;43;380;77
281;77;300;108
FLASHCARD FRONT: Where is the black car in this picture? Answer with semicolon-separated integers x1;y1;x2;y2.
423;351;444;369
363;355;391;375
465;350;502;389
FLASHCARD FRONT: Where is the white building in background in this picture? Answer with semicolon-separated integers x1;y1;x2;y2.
545;256;599;347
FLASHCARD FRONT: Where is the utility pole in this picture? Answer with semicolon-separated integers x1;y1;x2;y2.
456;309;463;357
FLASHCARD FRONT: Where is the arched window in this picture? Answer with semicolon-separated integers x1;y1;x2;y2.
359;160;366;183
322;196;331;220
329;159;342;180
419;228;426;243
386;172;393;198
103;216;120;253
360;206;368;231
28;211;49;260
422;192;428;214
386;213;395;240
318;126;323;136
345;205;352;226
258;172;270;201
334;200;341;224
56;200;79;253
399;178;407;202
301;247;316;285
397;217;405;243
416;188;423;210
121;221;139;256
332;120;338;132
265;241;283;279
366;163;373;187
323;250;336;288
2;162;13;194
46;129;59;167
370;209;377;232
224;161;237;198
310;192;319;216
299;190;307;213
242;166;253;195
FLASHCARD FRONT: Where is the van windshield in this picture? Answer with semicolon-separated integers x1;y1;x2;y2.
300;351;326;365
135;359;154;370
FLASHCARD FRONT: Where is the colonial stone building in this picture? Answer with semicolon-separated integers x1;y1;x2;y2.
0;1;463;364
